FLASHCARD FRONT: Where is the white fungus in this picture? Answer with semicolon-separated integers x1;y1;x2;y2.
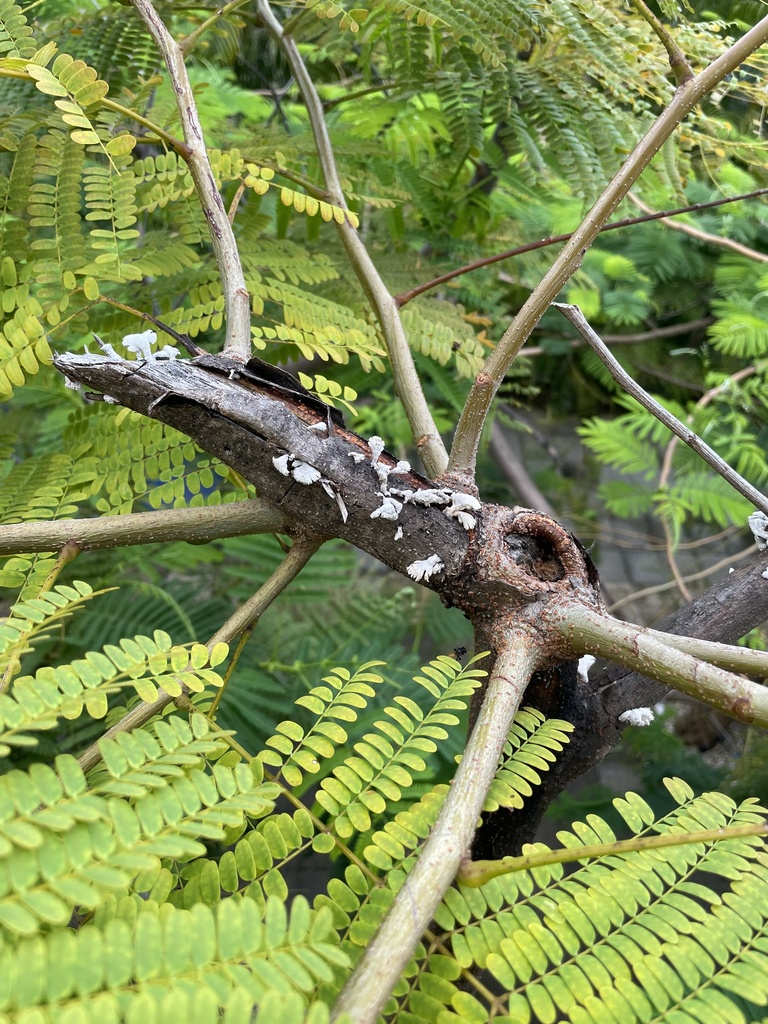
368;435;385;463
618;707;655;727
272;454;291;477
577;655;595;685
406;554;444;582
394;525;403;541
371;496;403;521
348;452;366;463
405;488;451;507
292;461;322;485
309;421;328;432
444;492;481;531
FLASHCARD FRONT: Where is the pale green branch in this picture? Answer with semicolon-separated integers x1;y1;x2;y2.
557;602;768;728
331;636;540;1024
253;0;448;479
447;13;768;479
129;0;251;361
0;499;285;555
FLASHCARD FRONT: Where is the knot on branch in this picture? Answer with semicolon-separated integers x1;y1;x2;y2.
457;505;603;621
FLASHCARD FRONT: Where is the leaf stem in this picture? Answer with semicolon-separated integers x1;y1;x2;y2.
128;0;252;360
447;14;768;478
461;821;768;886
556;302;768;516
331;635;540;1024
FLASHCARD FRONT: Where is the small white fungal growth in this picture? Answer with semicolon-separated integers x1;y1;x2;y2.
368;435;385;464
121;329;180;361
748;511;768;551
103;395;118;404
309;421;328;432
393;460;411;475
763;568;768;580
292;461;322;485
64;376;81;391
272;454;291;477
444;492;481;531
348;452;366;463
618;707;655;727
122;329;156;360
394;525;403;541
371;496;403;521
405;488;451;507
577;655;595;685
406;554;444;582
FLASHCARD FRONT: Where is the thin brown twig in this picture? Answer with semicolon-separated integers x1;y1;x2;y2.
393;191;768;308
628;192;768;263
606;545;754;613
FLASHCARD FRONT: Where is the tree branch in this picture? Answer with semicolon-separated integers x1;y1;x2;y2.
559;602;768;728
331;636;541;1024
75;534;321;773
0;499;285;556
128;0;251;360
253;0;448;478
447;14;768;479
392;192;768;308
628;0;693;85
555;302;768;516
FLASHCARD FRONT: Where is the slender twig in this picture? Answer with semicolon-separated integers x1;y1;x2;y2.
75;535;320;773
521;317;714;357
628;0;693;85
331;637;540;1024
254;0;448;478
128;0;251;361
460;821;768;887
393;192;768;308
0;499;285;556
447;16;768;479
558;602;768;727
556;303;768;516
628;192;768;262
91;296;205;356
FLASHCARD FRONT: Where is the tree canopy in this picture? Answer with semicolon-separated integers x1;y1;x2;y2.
3;1;768;1022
